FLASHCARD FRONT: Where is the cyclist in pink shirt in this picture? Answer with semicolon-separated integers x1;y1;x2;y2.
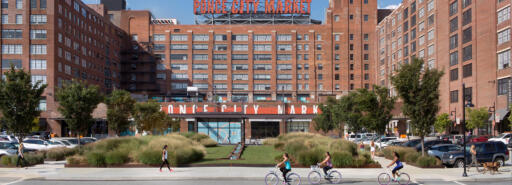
319;152;333;177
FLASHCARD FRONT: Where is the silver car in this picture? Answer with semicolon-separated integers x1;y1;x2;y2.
0;141;18;157
427;144;461;160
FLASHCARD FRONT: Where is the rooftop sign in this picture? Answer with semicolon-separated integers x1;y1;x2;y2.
193;0;313;15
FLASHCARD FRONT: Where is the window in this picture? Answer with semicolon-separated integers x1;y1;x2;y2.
364;54;369;60
428;44;435;56
450;90;459;103
30;15;47;24
1;59;22;69
254;34;271;41
253;54;272;61
428;0;435;11
277;64;292;70
153;44;165;51
349;15;353;20
170;44;188;50
40;0;46;9
419;21;425;32
317;54;322;60
171;34;188;41
304;54;309;60
213;64;227;70
172;83;188;90
450;34;458;49
462;27;472;44
498;50;510;70
15;14;22;24
233;84;249;90
2;45;22;54
498;7;510;24
364;15;369;21
462;45;472;61
192;54;208;61
463;63;472;77
171;73;188;80
214;44;227;51
232;34;248;41
498;29;510;45
192;34;209;41
450;68;459;81
316;44;322;50
411;15;417;26
156;73;166;80
254;84;271;91
277;54;292;61
277;44;292;51
428;14;435;25
16;0;22;9
30;60;46;69
462;9;471;26
170;54;188;60
464;87;472;101
154;34;165;41
233;44;248;51
232;64;248;70
193;83;209;90
498;78;510;95
215;34;227;41
450;51;459;66
30;29;46;39
254;64;272;70
232;54;248;60
232;74;249;81
2;29;22;39
317;34;322;41
419;8;425;18
450;18;458;33
277;74;292;80
1;14;7;24
30;0;36;8
462;0;471;8
254;74;271;80
450;1;458;16
419;35;425;46
213;83;227;90
428;30;435;41
31;75;46;86
131;34;138;41
254;44;272;51
213;54;227;60
277;34;292;41
364;34;369;41
193;64;209;70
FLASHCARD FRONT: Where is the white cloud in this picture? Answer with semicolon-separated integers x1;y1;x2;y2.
382;3;401;9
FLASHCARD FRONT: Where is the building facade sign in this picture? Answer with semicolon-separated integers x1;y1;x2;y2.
193;0;313;15
161;103;320;115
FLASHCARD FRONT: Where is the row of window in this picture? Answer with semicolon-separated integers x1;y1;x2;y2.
168;63;361;71
146;33;330;42
170;82;366;91
1;0;46;9
1;29;47;39
1;59;46;70
1;14;47;24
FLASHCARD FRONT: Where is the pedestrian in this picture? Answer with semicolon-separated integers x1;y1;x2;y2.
468;144;479;171
370;141;376;159
159;145;173;173
359;142;365;151
16;141;27;169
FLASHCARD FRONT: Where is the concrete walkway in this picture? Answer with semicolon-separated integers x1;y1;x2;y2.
0;158;510;183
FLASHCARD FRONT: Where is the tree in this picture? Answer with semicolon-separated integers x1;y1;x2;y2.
338;92;364;133
56;80;103;145
0;66;47;140
133;100;167;134
356;86;396;135
391;58;444;156
314;97;340;134
106;90;136;136
434;113;451;134
466;107;489;131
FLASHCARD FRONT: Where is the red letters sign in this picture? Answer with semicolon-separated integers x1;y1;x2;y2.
193;0;312;15
160;103;321;115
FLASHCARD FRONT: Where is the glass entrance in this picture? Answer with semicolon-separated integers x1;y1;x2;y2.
198;119;241;144
251;122;280;139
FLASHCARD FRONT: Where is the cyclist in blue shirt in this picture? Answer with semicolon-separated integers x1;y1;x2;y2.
386;152;404;181
277;153;291;183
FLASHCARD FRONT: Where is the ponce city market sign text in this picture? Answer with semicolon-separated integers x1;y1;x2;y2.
194;0;313;15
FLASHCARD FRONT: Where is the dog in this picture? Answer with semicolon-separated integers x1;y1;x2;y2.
482;162;500;174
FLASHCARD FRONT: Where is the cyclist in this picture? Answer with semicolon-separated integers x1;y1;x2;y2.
386;152;403;181
277;153;291;184
319;152;333;177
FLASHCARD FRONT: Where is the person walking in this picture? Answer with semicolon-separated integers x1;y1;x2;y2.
370;141;376;159
159;145;173;173
468;145;479;171
16;141;27;169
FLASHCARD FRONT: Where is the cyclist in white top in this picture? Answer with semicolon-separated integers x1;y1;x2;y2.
159;145;173;173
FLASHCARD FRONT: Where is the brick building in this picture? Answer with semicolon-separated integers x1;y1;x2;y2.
376;0;511;135
0;0;125;136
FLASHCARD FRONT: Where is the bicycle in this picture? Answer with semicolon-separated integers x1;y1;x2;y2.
377;167;410;185
308;164;342;184
265;166;301;185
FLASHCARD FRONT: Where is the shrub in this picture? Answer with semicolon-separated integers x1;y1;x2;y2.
284;141;307;155
181;133;218;147
199;139;217;147
67;155;87;165
329;140;357;156
46;147;77;161
297;150;324;166
417;156;439;168
1;155;12;166
137;148;162;165
405;152;420;163
382;146;417;161
331;151;353;168
263;138;279;145
86;152;106;167
105;150;129;165
273;142;285;150
354;156;367;167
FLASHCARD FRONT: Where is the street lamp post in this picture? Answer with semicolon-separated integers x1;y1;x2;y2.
450;108;456;134
462;83;474;177
488;103;496;137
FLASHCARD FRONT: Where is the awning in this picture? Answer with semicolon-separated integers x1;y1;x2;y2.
489;109;510;122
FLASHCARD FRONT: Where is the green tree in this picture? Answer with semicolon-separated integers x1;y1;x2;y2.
0;66;47;140
355;86;397;134
391;58;444;156
56;80;103;144
466;107;489;131
133;100;167;134
106;90;136;136
434;113;451;134
314;97;340;134
338;92;364;133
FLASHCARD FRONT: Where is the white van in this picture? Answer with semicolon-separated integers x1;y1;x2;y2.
348;134;364;142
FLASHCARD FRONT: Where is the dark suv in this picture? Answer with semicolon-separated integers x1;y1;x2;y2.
442;141;509;168
415;140;453;152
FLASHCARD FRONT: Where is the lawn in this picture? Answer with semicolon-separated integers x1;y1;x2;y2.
194;145;281;165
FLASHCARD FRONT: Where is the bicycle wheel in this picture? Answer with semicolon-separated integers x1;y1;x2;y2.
328;170;342;184
287;173;301;185
308;171;322;185
397;173;410;185
377;173;391;185
265;173;279;185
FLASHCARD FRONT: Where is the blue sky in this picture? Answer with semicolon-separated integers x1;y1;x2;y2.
83;0;403;24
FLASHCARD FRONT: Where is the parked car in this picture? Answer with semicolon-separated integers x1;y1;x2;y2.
348;134;364;142
489;133;512;145
441;141;509;168
388;140;406;146
508;138;512;149
469;135;489;143
80;137;97;144
0;135;18;143
427;144;461;160
0;141;18;157
50;138;76;148
376;137;397;148
402;139;422;147
23;139;63;151
451;135;464;144
415;140;453;152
